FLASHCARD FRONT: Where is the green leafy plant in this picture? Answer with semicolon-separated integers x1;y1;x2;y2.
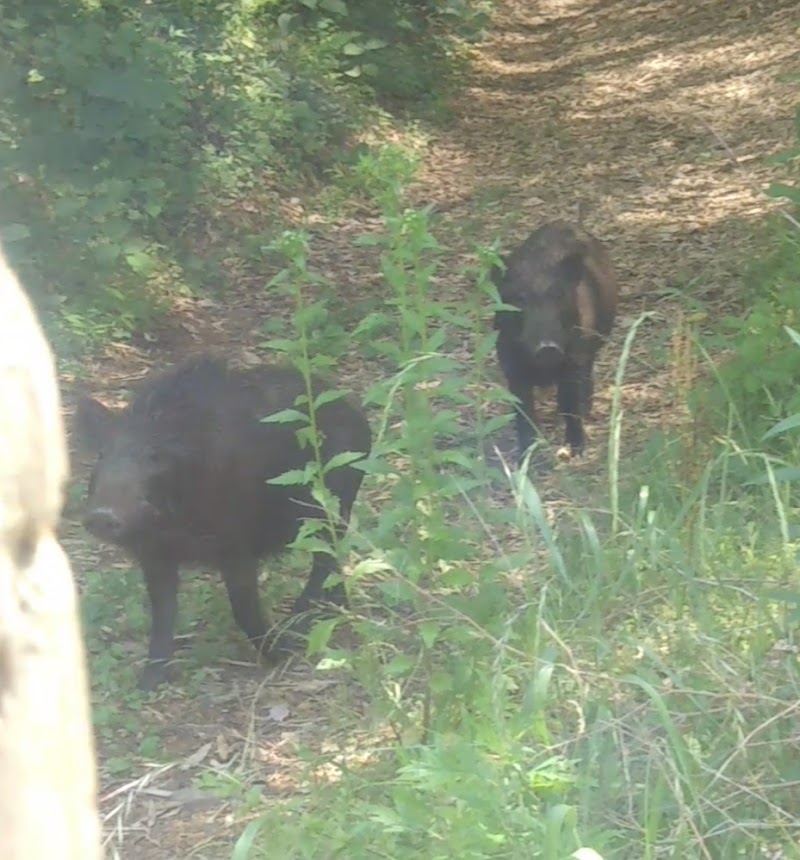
265;0;490;110
702;89;800;444
0;0;377;352
702;223;800;444
228;149;800;860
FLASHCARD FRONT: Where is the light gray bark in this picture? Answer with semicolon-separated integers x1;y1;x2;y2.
0;246;101;859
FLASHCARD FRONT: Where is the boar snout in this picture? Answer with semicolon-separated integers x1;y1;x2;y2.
532;339;564;369
84;507;126;542
84;500;157;543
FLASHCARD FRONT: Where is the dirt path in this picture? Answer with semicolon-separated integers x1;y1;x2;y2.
70;1;799;856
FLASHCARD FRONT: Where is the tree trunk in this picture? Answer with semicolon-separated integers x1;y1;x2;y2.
0;247;101;859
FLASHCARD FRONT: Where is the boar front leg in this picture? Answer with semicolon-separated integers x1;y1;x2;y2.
557;367;586;455
138;554;180;691
507;376;541;466
580;358;596;417
221;557;270;656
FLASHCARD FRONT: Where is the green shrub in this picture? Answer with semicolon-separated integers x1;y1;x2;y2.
262;0;491;111
0;0;374;352
703;221;800;443
700;82;800;445
226;148;800;860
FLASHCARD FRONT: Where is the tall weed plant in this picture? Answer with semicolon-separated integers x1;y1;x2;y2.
0;0;369;351
230;149;800;860
705;86;800;445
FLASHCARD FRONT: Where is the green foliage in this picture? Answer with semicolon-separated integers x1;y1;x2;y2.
71;39;800;860
702;90;800;444
232;739;582;859
702;221;800;442
0;0;380;352
193;770;265;810
221;152;800;860
258;229;365;588
81;564;167;772
71;141;800;860
264;0;490;109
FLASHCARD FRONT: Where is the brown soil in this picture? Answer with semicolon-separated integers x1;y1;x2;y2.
64;1;799;856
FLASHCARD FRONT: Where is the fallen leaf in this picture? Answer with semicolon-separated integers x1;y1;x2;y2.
269;703;290;722
216;733;231;762
180;741;212;770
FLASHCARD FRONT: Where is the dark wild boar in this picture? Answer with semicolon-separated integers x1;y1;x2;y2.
74;355;372;691
493;220;618;465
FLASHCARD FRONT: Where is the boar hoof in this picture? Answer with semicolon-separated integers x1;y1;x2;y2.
292;583;347;617
138;661;172;692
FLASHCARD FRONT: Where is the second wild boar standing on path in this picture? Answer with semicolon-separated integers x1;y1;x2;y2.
493;220;618;466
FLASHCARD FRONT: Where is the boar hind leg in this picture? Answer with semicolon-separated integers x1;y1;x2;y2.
581;359;596;417
293;475;359;614
221;557;269;655
557;368;586;455
139;555;180;691
508;377;539;465
266;540;348;659
295;546;347;613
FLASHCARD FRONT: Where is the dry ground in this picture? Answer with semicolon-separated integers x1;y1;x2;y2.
61;0;800;856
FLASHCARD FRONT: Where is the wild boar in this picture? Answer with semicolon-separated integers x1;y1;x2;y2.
74;355;372;690
493;220;618;464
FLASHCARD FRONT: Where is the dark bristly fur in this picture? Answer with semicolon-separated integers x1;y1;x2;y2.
74;355;372;691
492;220;618;466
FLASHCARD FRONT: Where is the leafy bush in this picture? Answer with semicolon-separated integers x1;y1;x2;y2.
703;221;800;444
0;0;373;351
229;145;593;860
263;0;491;109
224;148;800;860
700;85;800;445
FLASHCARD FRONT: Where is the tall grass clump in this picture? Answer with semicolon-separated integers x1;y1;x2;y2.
703;94;800;449
231;152;800;860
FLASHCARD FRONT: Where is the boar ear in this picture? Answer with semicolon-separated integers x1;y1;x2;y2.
556;252;584;291
72;396;120;456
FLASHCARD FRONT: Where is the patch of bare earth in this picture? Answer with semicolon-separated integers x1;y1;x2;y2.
65;1;799;856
